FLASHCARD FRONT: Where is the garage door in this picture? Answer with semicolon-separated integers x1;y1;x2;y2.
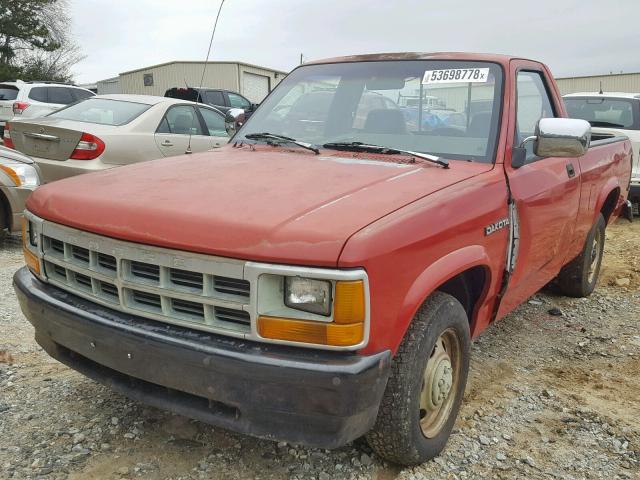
242;72;270;103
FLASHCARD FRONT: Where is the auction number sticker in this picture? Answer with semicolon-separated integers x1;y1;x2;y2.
422;68;490;84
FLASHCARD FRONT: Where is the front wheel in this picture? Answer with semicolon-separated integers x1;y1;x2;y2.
366;292;470;465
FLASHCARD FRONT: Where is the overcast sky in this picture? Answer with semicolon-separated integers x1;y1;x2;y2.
70;0;640;84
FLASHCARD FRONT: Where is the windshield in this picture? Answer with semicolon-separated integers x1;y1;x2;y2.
48;98;152;126
237;60;503;163
564;97;638;130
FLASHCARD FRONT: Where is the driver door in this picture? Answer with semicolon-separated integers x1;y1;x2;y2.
498;63;582;316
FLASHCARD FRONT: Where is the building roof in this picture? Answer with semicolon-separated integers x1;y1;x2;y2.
97;76;120;83
96;94;179;105
119;60;288;76
556;71;640;80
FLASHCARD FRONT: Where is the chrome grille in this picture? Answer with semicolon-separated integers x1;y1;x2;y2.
39;225;251;336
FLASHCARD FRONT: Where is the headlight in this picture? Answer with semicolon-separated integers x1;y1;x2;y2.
284;277;332;316
0;163;40;188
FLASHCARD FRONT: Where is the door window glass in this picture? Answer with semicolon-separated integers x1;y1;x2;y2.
516;71;556;159
157;105;204;135
199;108;227;136
28;87;48;102
48;87;75;105
203;90;225;106
228;92;251;109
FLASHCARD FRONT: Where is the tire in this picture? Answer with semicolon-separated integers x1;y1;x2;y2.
366;292;470;465
556;213;606;298
0;200;6;241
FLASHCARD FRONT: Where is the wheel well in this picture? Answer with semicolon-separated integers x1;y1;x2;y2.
600;188;620;223
436;266;487;324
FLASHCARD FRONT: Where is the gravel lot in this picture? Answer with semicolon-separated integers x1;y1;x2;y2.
0;220;638;480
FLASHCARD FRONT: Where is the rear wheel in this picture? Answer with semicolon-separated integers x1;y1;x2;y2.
366;292;470;465
557;213;606;297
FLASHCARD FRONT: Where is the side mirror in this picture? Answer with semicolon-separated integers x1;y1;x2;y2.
225;108;246;137
513;118;591;168
250;103;259;111
535;118;591;157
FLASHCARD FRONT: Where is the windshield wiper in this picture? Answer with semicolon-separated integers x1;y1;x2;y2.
322;141;449;168
244;132;319;154
588;121;625;128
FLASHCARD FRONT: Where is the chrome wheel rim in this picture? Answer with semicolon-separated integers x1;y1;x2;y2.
587;228;603;283
419;328;461;438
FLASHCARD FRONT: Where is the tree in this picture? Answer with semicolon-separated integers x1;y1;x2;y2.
0;0;83;82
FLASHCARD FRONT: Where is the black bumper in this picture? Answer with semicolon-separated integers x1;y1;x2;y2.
13;267;390;448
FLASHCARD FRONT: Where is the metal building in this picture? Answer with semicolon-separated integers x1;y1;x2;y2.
96;76;121;95
555;72;640;95
111;61;287;102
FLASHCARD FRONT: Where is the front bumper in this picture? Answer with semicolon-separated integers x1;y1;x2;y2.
0;185;35;233
14;267;390;448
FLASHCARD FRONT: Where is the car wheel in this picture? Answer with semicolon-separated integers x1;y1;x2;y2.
557;213;606;298
366;291;470;465
0;200;6;240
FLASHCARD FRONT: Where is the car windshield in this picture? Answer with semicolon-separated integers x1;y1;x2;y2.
564;97;638;130
237;60;503;163
48;98;152;126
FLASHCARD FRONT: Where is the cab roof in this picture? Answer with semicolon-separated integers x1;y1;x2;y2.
304;52;534;67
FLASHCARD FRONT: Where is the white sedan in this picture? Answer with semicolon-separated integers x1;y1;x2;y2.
3;94;230;183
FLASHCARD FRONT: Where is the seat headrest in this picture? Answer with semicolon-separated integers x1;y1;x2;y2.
173;114;194;134
468;111;492;137
363;109;407;134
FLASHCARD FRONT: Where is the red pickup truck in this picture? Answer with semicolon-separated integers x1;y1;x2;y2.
14;53;633;465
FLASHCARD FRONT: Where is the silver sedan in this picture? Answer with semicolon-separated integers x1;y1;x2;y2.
0;146;41;236
3;95;230;183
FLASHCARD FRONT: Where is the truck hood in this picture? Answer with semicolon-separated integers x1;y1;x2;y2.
27;146;491;266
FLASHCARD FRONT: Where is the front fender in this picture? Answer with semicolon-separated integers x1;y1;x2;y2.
397;245;494;343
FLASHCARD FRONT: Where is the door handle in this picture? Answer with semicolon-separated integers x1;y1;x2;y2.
566;163;576;178
161;140;173;147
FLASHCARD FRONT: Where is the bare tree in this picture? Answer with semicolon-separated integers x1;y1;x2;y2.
20;0;85;82
0;0;84;82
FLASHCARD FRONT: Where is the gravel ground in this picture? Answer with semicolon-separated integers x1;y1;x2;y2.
0;220;638;480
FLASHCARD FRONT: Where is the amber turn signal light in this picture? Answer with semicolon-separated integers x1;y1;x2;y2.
258;316;364;347
0;165;21;186
334;280;365;324
22;218;40;275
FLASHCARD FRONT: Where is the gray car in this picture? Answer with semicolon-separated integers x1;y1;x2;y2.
0;146;41;236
